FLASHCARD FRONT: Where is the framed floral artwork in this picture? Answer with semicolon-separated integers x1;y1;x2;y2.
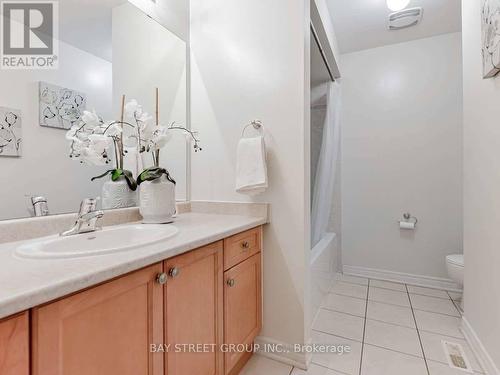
0;107;22;157
39;82;87;129
482;0;500;78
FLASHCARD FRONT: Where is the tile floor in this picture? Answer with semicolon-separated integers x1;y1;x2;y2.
241;275;483;375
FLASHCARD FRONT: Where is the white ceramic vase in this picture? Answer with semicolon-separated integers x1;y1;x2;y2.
139;175;176;224
101;177;138;209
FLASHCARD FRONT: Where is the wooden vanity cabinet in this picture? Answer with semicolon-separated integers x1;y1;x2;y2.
163;241;224;375
0;312;29;375
21;226;262;375
31;263;164;375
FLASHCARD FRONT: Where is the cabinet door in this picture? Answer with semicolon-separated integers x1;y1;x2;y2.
0;312;29;375
32;264;164;375
164;241;223;375
224;253;262;374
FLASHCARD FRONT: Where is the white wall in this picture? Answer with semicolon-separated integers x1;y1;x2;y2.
341;33;463;279
462;0;500;369
190;0;311;360
0;40;112;220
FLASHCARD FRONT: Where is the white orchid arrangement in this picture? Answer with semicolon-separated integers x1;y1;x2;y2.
66;98;202;189
123;99;202;185
66;110;138;191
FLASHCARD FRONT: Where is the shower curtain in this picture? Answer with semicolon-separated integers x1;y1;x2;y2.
311;81;341;247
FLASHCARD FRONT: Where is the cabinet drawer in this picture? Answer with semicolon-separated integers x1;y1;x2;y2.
223;227;262;270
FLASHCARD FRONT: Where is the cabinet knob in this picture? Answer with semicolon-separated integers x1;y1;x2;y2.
227;279;236;287
169;267;180;278
240;241;250;250
156;273;168;285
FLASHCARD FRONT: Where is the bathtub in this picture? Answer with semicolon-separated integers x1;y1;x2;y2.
310;232;338;326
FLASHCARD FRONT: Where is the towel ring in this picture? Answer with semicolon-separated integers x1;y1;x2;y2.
242;120;264;137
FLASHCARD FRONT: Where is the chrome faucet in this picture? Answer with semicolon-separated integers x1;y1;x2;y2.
60;198;104;237
30;196;49;217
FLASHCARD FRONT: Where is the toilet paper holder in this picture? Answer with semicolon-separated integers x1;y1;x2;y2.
399;212;418;228
402;213;418;224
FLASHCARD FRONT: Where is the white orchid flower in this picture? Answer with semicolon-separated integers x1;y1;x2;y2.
67;100;200;170
124;99;138;117
70;138;85;155
67;109;120;167
81;110;100;127
153;135;169;149
137;112;152;123
80;147;107;166
65;125;80;141
123;133;139;147
139;121;155;142
104;123;123;137
88;134;112;152
125;100;153;125
124;99;146;119
151;126;173;149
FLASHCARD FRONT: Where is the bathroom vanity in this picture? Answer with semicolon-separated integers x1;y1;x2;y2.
0;208;266;375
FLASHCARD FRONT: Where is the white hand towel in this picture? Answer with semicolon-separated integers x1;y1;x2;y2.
236;136;268;195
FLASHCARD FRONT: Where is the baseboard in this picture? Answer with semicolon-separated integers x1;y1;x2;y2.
304;335;313;369
254;335;307;370
343;265;461;292
461;316;500;375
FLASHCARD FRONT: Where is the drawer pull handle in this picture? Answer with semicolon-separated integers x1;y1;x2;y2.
156;273;168;285
241;241;250;250
169;267;180;278
227;279;236;287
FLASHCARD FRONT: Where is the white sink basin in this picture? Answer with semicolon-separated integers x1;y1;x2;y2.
15;224;179;259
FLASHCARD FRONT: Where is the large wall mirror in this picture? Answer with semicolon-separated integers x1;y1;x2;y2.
0;0;189;221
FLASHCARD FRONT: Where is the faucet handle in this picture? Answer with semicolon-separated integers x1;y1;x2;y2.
60;198;103;237
78;197;100;215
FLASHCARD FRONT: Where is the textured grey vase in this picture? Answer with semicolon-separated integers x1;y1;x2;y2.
139;175;176;224
101;177;138;209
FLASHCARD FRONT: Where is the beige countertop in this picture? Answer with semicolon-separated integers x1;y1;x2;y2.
0;209;267;319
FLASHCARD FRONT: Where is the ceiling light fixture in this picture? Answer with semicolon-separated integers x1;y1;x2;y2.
386;0;410;12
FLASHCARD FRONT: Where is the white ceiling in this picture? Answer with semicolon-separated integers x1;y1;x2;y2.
326;0;462;54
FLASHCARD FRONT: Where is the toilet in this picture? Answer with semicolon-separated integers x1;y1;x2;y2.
446;254;464;287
